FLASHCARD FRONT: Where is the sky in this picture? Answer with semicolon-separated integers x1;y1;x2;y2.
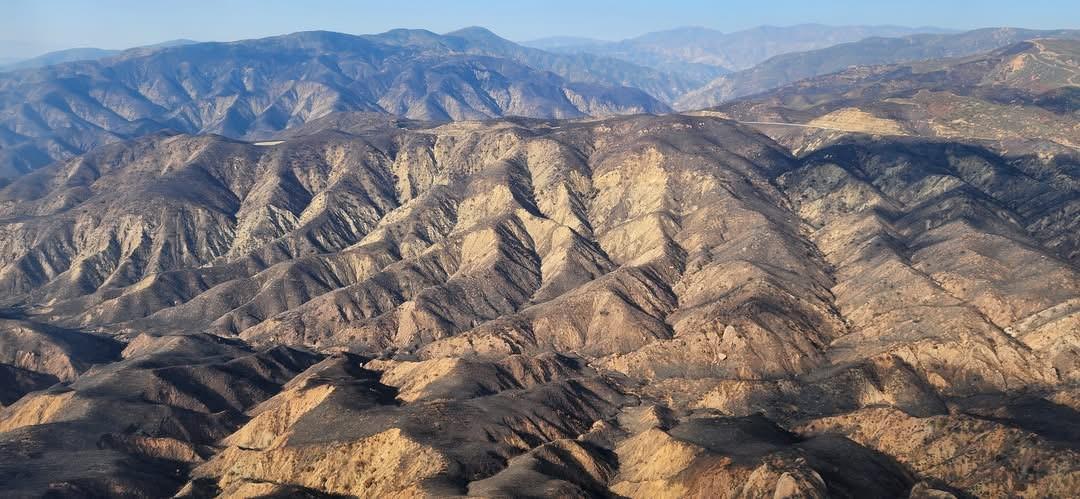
3;0;1078;58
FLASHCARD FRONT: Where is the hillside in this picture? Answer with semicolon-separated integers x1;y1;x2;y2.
0;109;1076;496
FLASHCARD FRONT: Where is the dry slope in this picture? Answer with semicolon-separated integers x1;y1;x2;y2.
0;112;1076;497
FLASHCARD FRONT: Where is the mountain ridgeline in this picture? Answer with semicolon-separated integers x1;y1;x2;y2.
0;28;679;177
710;38;1080;143
1;25;1077;179
676;27;1080;109
526;23;955;73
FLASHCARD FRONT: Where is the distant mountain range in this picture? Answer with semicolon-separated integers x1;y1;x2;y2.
0;39;199;71
1;24;1075;178
710;38;1080;159
0;28;676;177
676;27;1080;109
524;24;956;74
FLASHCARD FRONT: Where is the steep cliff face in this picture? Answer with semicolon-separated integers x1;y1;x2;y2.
0;109;1076;497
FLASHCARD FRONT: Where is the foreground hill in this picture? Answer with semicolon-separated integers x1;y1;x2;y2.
0;28;676;177
677;27;1080;109
0;108;1076;496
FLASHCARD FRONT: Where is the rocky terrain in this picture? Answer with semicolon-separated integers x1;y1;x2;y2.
0;99;1075;496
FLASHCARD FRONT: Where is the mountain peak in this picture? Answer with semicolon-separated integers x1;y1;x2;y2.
446;26;506;41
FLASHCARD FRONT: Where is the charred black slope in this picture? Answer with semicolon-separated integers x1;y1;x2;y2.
0;333;320;497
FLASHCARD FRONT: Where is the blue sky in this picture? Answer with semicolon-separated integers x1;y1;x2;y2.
3;0;1078;57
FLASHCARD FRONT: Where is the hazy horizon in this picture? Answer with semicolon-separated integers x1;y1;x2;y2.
3;0;1078;58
